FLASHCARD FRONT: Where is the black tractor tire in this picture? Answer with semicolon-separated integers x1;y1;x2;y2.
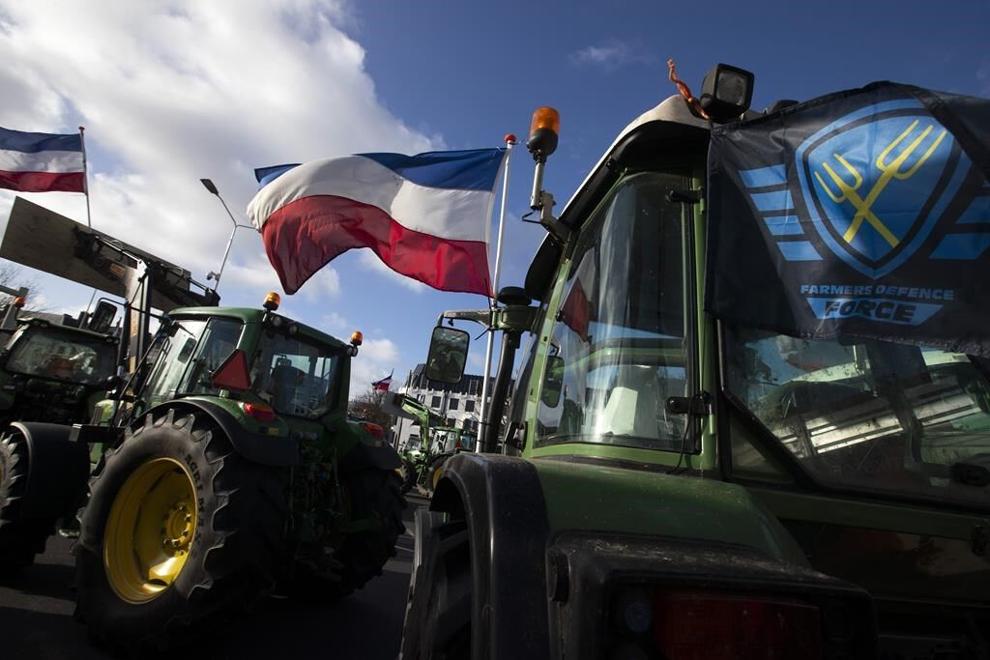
400;510;472;659
0;430;55;573
74;409;288;654
291;468;405;601
399;458;418;494
333;469;405;596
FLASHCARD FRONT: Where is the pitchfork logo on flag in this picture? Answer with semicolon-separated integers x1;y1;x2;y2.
707;82;990;355
796;100;965;277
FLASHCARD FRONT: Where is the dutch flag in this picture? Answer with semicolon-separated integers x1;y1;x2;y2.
0;126;85;193
247;148;506;297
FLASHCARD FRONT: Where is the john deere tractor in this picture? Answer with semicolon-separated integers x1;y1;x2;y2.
65;292;405;652
402;66;990;659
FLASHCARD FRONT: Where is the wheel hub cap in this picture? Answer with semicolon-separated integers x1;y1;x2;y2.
104;458;199;604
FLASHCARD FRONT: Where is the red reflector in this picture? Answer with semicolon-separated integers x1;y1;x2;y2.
652;591;822;660
361;422;384;439
212;349;251;391
243;402;276;423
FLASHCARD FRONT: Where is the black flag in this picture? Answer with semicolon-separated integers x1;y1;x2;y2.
706;82;990;355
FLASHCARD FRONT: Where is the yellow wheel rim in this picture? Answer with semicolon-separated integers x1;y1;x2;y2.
104;458;198;604
431;463;444;491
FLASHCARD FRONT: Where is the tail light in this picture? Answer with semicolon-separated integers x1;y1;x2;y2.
612;588;823;660
242;401;276;423
361;421;384;440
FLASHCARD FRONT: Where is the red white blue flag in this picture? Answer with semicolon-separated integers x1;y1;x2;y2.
372;372;393;392
247;148;506;297
0;127;85;193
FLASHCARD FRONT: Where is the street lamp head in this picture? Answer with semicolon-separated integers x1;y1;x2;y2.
200;178;219;195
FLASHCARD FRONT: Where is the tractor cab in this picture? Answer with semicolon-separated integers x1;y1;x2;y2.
120;293;354;430
0;318;118;426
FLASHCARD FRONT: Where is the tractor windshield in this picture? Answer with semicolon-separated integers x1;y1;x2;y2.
725;326;990;509
535;170;693;451
252;332;342;419
5;326;116;385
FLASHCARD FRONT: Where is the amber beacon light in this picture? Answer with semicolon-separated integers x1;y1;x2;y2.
527;106;560;162
263;292;281;311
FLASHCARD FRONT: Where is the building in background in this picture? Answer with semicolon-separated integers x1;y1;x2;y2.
391;363;488;451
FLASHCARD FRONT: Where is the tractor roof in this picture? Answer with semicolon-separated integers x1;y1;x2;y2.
558;94;709;225
16;316;118;341
167;306;349;350
525;95;715;301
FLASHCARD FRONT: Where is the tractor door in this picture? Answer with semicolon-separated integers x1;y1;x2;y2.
522;169;703;464
140;317;243;409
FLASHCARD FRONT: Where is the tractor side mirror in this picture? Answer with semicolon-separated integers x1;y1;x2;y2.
87;301;117;334
541;355;565;408
425;326;470;384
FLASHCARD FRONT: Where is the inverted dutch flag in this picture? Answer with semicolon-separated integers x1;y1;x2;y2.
247;148;506;297
0;127;85;193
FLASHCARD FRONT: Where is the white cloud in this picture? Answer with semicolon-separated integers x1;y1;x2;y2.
468;351;486;371
300;267;341;300
349;336;399;394
0;0;437;287
320;311;349;332
357;249;428;293
570;41;653;71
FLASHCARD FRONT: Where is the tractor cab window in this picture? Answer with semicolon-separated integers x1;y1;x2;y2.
725;326;990;510
143;319;208;408
142;317;243;408
252;333;342;419
5;326;116;385
184;318;244;396
535;171;692;451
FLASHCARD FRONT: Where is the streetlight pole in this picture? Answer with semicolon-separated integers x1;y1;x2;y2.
201;178;253;292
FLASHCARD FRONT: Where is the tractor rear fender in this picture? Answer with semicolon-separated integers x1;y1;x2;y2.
8;421;90;519
429;452;552;660
141;400;300;467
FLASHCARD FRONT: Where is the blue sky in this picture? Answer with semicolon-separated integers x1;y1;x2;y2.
1;0;989;394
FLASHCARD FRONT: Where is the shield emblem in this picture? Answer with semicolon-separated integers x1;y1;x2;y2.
795;99;960;278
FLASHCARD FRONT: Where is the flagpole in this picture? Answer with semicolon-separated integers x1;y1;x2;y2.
477;134;516;453
79;125;100;317
79;126;92;229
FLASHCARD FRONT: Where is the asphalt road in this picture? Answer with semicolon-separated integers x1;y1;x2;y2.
0;495;425;659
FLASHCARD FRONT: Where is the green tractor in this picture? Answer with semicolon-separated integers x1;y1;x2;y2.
0;290;119;570
393;393;477;495
401;67;990;658
394;393;446;495
67;292;406;652
0;201;405;651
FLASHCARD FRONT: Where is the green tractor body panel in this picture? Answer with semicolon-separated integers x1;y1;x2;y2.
531;458;807;565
